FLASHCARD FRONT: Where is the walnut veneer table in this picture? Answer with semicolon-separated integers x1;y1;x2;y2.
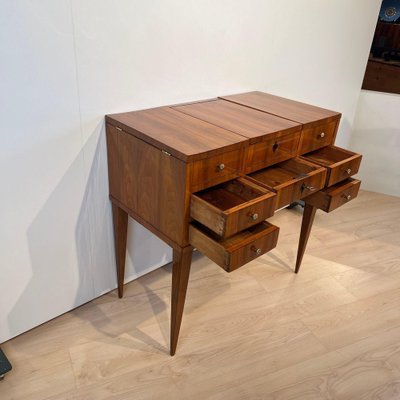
106;91;362;355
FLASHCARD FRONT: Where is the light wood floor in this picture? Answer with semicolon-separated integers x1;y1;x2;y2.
2;190;400;400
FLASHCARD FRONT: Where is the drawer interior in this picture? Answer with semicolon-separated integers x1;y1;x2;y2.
248;157;323;189
302;145;361;186
192;220;274;247
247;157;327;209
194;178;270;210
190;177;276;238
303;145;360;167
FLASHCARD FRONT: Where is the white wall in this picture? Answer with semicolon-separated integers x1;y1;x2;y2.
0;0;381;343
351;90;400;197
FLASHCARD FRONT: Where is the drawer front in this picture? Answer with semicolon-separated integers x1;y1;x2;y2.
190;178;276;238
190;149;242;192
305;178;361;213
244;130;301;173
189;222;279;272
275;172;326;209
301;145;362;187
222;193;275;238
247;157;327;210
228;226;279;271
326;156;361;186
298;119;338;154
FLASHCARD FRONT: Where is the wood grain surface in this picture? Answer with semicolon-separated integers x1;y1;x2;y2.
295;203;317;274
305;178;361;213
189;221;279;272
302;145;362;187
2;189;399;400
190;177;276;238
248;157;327;209
220;91;341;127
297;118;338;154
105;93;362;357
106;107;248;162
173;99;301;144
112;203;129;298
220;91;341;154
189;148;243;192
106;125;190;247
243;129;301;173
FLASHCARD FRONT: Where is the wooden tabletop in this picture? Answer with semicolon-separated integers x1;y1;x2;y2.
106;107;247;162
106;91;340;162
220;91;341;127
173;99;301;144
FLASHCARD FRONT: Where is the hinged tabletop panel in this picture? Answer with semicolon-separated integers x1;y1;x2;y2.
106;106;248;162
220;91;341;128
173;99;301;144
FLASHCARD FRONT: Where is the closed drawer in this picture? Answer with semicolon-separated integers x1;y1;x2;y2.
301;145;362;187
189;221;279;272
244;130;301;173
298;119;338;154
190;149;242;192
304;178;361;213
191;177;276;238
246;157;327;209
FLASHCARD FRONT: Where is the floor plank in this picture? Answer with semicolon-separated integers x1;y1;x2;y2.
1;189;400;400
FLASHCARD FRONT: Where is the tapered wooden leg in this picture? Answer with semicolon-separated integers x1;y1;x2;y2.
295;203;317;274
112;203;128;298
170;245;193;356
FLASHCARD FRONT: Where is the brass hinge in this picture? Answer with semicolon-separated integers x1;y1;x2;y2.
162;149;171;156
115;126;123;132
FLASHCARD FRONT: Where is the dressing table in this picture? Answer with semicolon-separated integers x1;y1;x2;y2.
106;91;362;355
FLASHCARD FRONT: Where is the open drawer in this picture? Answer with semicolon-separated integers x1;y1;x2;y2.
301;145;362;187
304;178;361;213
189;221;279;272
190;177;276;238
246;157;327;209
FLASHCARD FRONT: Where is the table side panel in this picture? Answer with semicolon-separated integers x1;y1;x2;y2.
106;123;190;246
106;107;247;162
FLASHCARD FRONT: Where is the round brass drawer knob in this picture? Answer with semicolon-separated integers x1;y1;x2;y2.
301;183;316;192
251;246;262;256
217;163;225;171
346;168;352;174
318;132;325;138
342;194;351;201
250;213;259;221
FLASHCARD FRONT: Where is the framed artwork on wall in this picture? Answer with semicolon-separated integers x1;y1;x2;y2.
362;0;400;94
